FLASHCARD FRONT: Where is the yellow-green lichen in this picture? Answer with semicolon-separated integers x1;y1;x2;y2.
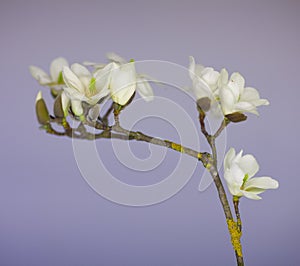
205;163;212;169
227;219;243;257
171;143;184;153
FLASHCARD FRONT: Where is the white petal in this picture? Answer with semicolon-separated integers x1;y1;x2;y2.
136;77;154;101
225;177;243;197
201;68;220;89
241;191;262;200
62;67;85;94
219;87;235;115
254;99;270;107
50;57;68;82
237;154;259;178
94;62;114;93
233;150;243;164
71;99;83;116
224;148;236;171
71;63;91;78
106;52;127;64
240;87;260;102
244;177;279;190
230;164;245;185
193;78;213;99
71;63;92;91
36;91;43;102
29;66;51;85
229;72;245;95
234;101;258;115
218;68;228;87
83;61;106;69
110;62;137;105
63;86;86;101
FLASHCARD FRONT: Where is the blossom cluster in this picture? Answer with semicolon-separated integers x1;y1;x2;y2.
30;53;154;121
30;53;278;200
189;56;269;120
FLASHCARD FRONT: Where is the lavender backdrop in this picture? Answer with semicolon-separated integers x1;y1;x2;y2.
1;0;299;265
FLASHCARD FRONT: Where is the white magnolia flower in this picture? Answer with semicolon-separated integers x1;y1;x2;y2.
29;57;68;85
189;56;220;100
219;70;269;115
89;53;154;105
224;148;279;200
62;63;110;116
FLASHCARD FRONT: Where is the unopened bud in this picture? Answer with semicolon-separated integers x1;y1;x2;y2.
225;112;247;123
197;97;211;112
53;93;64;118
35;91;50;125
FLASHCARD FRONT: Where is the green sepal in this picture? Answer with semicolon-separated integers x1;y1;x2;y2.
36;98;50;125
225;112;247;123
53;93;65;118
50;88;59;98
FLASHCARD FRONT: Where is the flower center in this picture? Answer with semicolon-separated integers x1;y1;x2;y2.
87;77;97;97
240;173;249;190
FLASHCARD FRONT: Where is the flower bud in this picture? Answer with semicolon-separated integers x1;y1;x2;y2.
35;91;50;125
225;112;247;123
53;93;64;118
197;97;211;112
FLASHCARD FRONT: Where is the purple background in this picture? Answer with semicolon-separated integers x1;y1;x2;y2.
1;0;299;265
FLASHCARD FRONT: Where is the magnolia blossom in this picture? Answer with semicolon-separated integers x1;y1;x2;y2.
88;53;154;106
219;70;269;115
189;56;220;101
224;148;279;200
29;57;68;85
62;63;110;117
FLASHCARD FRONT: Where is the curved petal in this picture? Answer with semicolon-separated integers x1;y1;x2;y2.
219;87;235;115
241;191;262;200
230;164;245;185
234;101;257;114
110;62;137;105
254;98;270;107
237;154;259;178
136;77;154;101
193;78;212;99
71;63;91;78
106;52;127;64
63;86;86;101
94;62;114;94
244;176;279;190
71;63;92;91
218;68;228;87
201;68;219;89
71;99;83;116
63;67;85;93
83;61;106;69
232;150;243;165
229;72;245;95
50;57;68;82
224;148;236;171
225;177;243;197
240;87;260;102
29;66;51;85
